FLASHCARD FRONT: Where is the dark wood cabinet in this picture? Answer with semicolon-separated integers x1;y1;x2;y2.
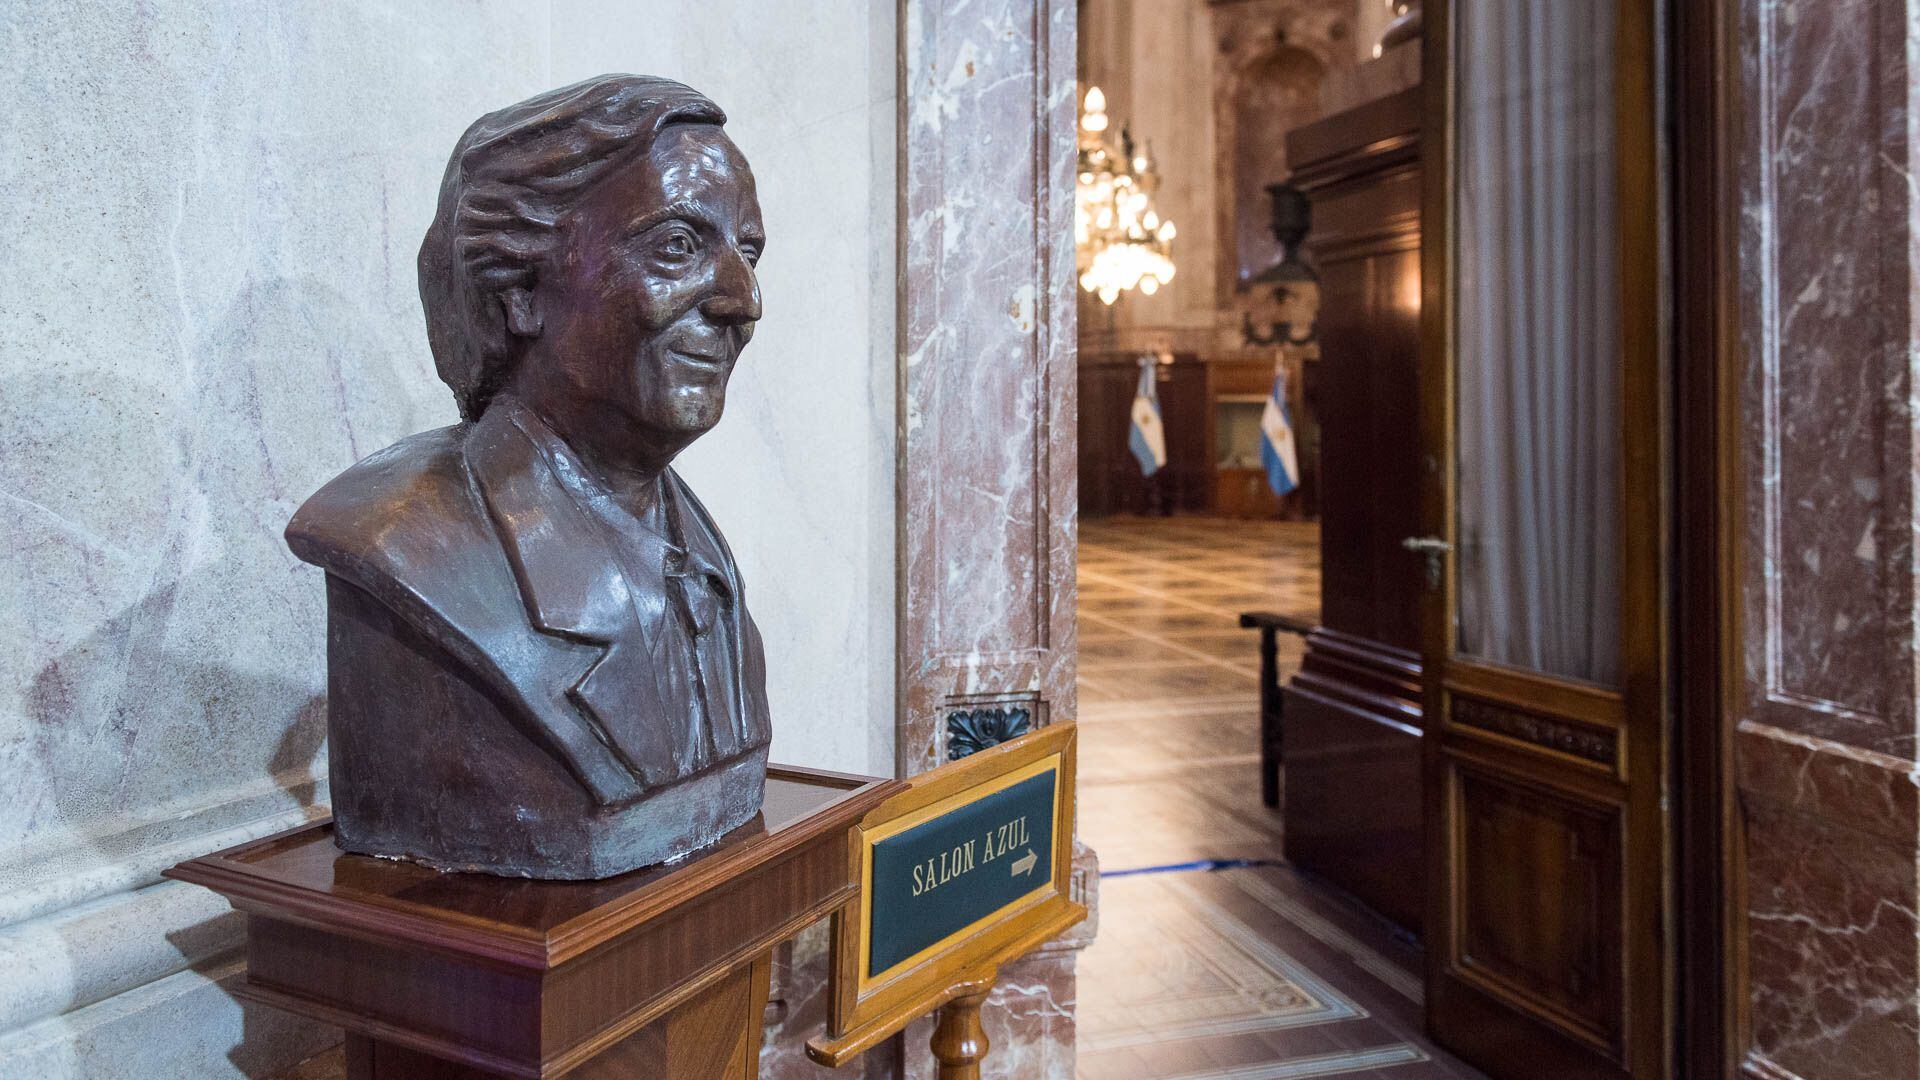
1209;354;1315;521
1077;353;1210;517
1078;352;1316;519
1279;87;1427;933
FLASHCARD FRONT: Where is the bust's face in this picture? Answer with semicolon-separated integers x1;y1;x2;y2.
514;124;764;456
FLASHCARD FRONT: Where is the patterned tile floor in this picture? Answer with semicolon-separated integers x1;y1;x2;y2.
1075;516;1483;1080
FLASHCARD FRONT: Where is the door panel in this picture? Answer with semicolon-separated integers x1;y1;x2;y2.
1420;0;1668;1077
1454;764;1622;1050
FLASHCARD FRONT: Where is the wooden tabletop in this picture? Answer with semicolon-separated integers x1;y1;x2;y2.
166;764;902;971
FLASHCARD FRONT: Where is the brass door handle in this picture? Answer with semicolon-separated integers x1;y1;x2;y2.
1402;536;1452;590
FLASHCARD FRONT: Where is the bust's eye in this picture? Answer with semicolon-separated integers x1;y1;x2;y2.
658;226;698;260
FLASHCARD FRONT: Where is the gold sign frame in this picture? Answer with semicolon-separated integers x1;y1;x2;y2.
807;723;1084;1065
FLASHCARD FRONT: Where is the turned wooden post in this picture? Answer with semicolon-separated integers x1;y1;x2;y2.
929;978;995;1080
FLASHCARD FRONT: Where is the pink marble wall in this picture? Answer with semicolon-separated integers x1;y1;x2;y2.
761;0;1089;1076
897;0;1088;1075
895;0;1079;783
1733;0;1920;1075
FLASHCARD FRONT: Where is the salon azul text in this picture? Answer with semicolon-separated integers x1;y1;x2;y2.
909;814;1036;897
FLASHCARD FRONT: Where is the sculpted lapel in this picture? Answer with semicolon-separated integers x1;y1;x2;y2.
468;402;678;789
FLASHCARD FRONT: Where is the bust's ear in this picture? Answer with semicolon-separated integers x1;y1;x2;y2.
501;286;543;339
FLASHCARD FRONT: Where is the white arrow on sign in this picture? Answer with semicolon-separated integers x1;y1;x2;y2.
1010;849;1037;878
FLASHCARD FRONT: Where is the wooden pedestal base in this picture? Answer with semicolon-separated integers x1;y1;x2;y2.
168;766;899;1080
340;955;772;1079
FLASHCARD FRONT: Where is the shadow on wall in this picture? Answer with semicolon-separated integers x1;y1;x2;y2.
12;274;432;1077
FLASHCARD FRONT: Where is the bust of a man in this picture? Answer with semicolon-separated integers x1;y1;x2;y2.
286;75;773;879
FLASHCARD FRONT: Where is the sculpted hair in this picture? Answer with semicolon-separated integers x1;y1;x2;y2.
419;75;726;420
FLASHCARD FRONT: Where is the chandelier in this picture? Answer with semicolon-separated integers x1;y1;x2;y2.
1075;86;1177;305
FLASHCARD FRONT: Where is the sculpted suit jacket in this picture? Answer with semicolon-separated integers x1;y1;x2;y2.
286;399;773;876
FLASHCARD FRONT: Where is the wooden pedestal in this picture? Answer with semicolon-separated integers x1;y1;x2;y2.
167;766;901;1079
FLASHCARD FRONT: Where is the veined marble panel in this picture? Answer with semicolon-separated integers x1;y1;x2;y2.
1736;0;1916;755
1740;725;1920;1078
894;1;1086;1076
897;0;1078;768
1732;0;1920;1074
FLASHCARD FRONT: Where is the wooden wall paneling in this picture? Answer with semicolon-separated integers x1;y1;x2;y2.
1289;90;1422;647
1076;362;1125;517
1075;355;1217;518
1278;86;1427;934
1161;359;1212;514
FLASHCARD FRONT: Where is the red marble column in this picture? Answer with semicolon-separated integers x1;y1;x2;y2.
1732;0;1920;1075
762;2;1088;1077
894;2;1089;1077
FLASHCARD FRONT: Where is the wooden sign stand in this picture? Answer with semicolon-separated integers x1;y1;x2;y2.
928;976;995;1080
807;724;1086;1078
166;766;901;1079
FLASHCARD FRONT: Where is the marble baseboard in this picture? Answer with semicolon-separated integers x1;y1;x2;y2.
0;874;337;1079
1738;723;1920;1077
0;879;245;1036
0;794;329;932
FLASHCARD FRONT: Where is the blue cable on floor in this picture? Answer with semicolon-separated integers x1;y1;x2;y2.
1099;858;1286;878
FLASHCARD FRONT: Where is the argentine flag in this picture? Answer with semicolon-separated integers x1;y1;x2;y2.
1129;360;1167;477
1260;370;1299;496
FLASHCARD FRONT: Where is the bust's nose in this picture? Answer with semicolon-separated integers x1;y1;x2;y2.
701;250;762;327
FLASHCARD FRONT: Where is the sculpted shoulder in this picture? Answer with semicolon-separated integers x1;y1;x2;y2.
285;425;498;603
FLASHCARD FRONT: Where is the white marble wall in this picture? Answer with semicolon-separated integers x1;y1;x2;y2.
0;2;895;1076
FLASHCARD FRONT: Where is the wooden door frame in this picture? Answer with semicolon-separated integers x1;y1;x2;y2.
1671;0;1740;1076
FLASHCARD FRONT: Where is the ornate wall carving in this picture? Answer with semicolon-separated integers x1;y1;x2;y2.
1076;0;1355;358
1208;2;1344;303
1451;695;1617;768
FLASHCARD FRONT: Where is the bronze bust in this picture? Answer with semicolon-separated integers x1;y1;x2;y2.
286;75;773;878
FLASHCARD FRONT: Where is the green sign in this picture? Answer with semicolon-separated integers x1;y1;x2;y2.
866;769;1058;977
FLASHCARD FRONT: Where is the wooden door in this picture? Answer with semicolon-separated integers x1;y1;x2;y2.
1418;2;1668;1078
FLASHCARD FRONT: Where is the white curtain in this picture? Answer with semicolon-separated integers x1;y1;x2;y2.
1454;0;1621;686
